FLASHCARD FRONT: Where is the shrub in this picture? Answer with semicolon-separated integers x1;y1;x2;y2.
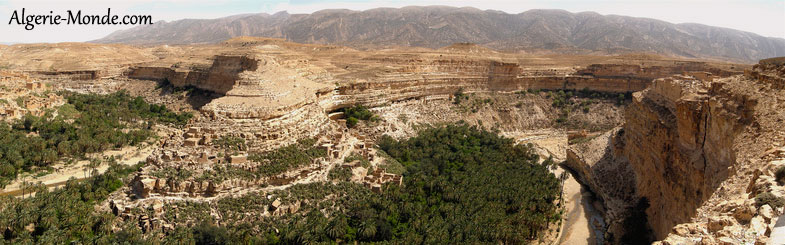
343;105;376;128
453;88;465;104
755;192;785;209
346;117;359;128
775;166;785;185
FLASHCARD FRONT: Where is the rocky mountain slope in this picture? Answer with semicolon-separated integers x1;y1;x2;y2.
93;6;785;63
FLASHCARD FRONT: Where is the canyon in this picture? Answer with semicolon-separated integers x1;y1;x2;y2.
0;36;783;244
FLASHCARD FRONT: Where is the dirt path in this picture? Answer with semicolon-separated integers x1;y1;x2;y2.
1;145;154;197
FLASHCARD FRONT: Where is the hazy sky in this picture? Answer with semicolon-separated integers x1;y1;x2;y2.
0;0;783;43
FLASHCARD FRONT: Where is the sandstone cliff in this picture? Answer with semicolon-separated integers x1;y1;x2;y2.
567;59;785;243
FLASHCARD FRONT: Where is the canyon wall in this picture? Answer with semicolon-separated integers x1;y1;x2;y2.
568;60;784;243
334;59;736;109
622;76;755;239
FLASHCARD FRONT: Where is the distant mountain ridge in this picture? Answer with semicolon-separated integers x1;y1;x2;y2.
93;6;785;63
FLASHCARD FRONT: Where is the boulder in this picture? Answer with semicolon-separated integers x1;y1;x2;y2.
672;224;690;236
760;204;774;221
749;215;769;236
707;216;734;233
733;204;756;223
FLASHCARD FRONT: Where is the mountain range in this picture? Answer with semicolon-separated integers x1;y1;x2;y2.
93;6;785;63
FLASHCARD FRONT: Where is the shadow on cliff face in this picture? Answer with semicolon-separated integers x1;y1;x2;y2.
619;197;655;244
155;79;221;110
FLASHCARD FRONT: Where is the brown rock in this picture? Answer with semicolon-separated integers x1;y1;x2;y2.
707;216;734;233
132;176;157;198
673;225;690;236
733;204;756;223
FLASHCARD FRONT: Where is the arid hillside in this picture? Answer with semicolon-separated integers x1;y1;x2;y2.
93;6;785;63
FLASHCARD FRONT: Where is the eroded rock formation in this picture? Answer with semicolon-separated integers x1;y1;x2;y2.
568;59;785;243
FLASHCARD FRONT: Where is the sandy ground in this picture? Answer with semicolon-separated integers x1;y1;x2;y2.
0;145;154;197
557;170;606;245
508;129;605;245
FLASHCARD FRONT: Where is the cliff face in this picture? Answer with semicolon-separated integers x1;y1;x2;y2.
622;76;755;239
127;55;259;95
568;60;785;243
334;59;738;108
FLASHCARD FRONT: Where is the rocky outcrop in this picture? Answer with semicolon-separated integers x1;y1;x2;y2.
567;60;781;242
128;55;258;94
745;57;785;89
335;60;738;108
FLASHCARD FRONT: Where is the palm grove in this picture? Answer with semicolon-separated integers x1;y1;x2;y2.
0;90;563;244
0;91;191;187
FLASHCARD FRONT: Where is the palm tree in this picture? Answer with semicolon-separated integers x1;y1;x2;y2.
326;215;347;240
20;178;30;198
359;220;376;241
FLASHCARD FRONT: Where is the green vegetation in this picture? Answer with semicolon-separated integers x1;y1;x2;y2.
453;88;467;104
129;124;560;244
344;153;371;169
0;161;143;243
370;124;561;243
775;166;785;185
0;91;191;187
150;167;193;182
247;139;327;177
453;89;494;113
342;105;379;128
568;134;601;145
542;88;631;127
756;192;785;209
155;78;198;94
214;135;247;152
328;166;353;182
14;96;24;107
548;88;630;109
376;150;405;175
